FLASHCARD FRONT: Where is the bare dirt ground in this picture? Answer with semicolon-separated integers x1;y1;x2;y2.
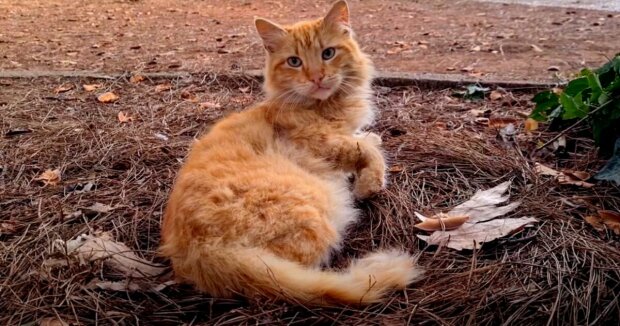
1;75;619;325
1;0;619;81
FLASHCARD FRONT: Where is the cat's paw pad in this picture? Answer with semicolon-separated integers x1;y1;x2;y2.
353;169;385;199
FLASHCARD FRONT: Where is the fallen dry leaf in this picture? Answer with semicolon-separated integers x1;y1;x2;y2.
388;165;404;173
461;65;475;72
39;317;69;326
416;181;537;250
94;279;176;292
35;169;61;186
534;163;560;177
97;92;119;103
155;83;172;92
239;86;250;93
54;84;73;94
489;90;503;101
56;232;166;277
83;83;102;92
564;170;590;181
414;213;469;231
524;118;539;132
117;111;133;123
488;117;518;128
199;101;222;109
129;74;145;84
448;181;521;223
598;210;620;234
468;109;488;117
584;215;605;232
535;163;594;188
417;216;537;250
558;171;594;188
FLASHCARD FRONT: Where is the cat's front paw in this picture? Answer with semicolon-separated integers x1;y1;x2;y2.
353;168;386;200
355;132;382;147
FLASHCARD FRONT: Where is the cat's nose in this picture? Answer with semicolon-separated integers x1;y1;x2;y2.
310;73;324;85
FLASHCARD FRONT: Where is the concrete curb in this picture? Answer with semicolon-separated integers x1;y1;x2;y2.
0;69;561;90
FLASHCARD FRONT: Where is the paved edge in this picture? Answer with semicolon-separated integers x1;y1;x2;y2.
0;69;562;90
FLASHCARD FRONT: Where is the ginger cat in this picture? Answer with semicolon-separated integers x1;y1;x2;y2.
160;0;423;305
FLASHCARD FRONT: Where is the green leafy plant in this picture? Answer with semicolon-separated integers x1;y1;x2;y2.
530;54;620;155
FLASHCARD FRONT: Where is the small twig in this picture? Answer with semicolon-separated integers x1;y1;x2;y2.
536;100;612;151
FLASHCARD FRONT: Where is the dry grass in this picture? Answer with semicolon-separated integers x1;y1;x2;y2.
1;75;619;325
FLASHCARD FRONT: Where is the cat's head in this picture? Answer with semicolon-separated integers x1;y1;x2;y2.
255;0;372;102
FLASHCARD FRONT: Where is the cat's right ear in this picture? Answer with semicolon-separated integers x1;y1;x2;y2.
255;18;287;53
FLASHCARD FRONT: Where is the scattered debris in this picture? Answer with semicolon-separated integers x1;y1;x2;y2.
524;118;539;132
54;232;166;278
530;44;543;52
489;90;503;101
129;74;145;84
199;101;222;109
54;84;73;94
154;132;169;141
117;111;133;123
97;92;119;103
39;317;69;326
83;83;102;92
84;202;117;213
0;221;18;236
454;85;489;100
35;169;61;186
5;128;33;137
155;83;172;92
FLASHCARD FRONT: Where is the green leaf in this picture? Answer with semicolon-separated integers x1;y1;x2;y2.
595;54;620;75
564;76;589;96
530;91;560;121
560;92;588;119
582;69;603;103
597;56;620;87
604;77;620;94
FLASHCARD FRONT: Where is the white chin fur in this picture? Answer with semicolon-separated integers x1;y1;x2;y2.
309;89;334;100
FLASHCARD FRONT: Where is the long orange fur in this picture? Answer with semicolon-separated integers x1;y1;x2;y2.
160;0;423;305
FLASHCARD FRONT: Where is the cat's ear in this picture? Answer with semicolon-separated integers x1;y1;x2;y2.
324;0;350;31
255;18;287;53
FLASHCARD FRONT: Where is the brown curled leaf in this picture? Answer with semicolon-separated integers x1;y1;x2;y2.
414;214;469;231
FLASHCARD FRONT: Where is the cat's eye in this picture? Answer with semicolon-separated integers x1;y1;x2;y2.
287;56;303;68
322;47;336;60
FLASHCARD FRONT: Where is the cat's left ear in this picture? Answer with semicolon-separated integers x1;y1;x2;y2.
324;0;351;33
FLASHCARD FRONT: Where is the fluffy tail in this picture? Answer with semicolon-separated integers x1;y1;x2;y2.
168;245;424;305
